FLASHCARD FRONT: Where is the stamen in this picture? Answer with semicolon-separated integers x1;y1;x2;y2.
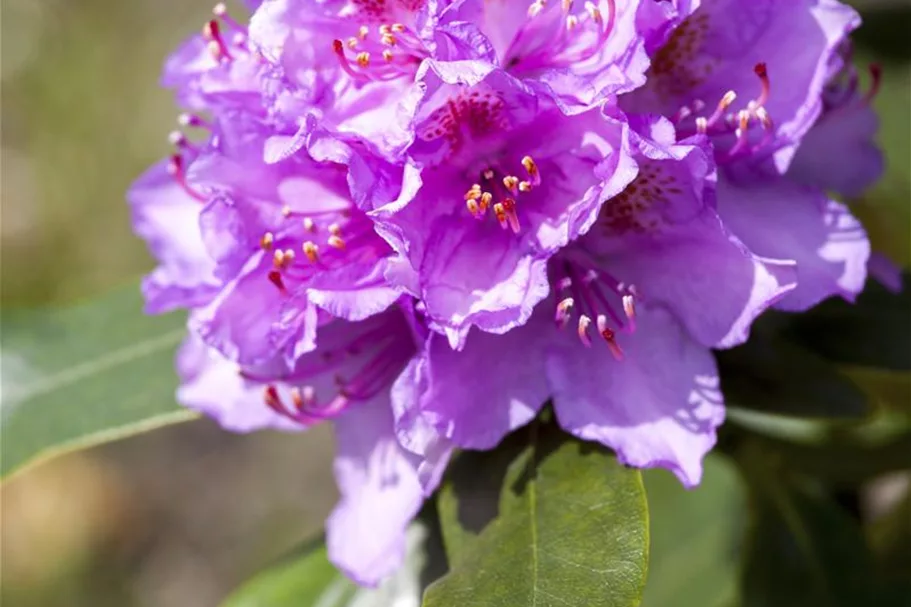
555;297;574;328
202;19;232;61
260;232;274;250
303;217;316;232
302;241;320;263
577;314;593;347
521;156;541;186
273;248;295;269
584;1;601;24
503;175;519;196
328;235;346;250
167;154;207;202
328;223;342;236
622;294;636;332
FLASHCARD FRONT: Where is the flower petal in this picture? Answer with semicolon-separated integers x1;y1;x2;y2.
548;305;724;487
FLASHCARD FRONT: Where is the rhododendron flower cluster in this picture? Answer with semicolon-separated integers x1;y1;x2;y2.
130;0;885;585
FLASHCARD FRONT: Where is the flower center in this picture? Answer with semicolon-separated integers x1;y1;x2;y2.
505;0;616;71
259;204;389;295
332;0;428;82
552;259;637;360
244;312;415;424
671;63;775;162
463;156;541;233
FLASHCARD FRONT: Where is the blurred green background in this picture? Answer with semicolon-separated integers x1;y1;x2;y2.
0;0;908;605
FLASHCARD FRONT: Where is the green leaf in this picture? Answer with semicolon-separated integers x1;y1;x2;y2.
739;462;877;607
426;422;648;607
0;285;195;479
717;336;869;419
726;423;911;486
223;542;356;607
869;493;911;602
641;456;745;607
783;274;911;371
223;523;444;607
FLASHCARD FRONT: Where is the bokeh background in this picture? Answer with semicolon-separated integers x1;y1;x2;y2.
1;0;908;605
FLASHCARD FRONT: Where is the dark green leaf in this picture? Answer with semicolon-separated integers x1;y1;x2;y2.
0;285;194;479
728;428;911;486
717;335;870;419
426;422;648;607
869;492;911;587
641;456;745;607
783;274;911;371
223;523;444;607
740;463;877;607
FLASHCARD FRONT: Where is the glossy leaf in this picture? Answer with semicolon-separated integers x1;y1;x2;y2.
223;523;442;607
641;456;745;607
740;462;877;607
426;422;648;607
717;336;869;419
0;286;194;479
784;274;911;371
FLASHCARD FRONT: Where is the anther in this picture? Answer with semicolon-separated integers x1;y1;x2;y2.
391;23;406;33
519;181;532;193
578;315;593;347
622;294;636;331
302;241;320;263
556;297;574;328
465;184;482;200
281;205;292;217
584;1;602;23
260;232;274;250
356;52;370;67
521;156;540;185
358;25;369;39
273;248;295;269
479;192;492;212
383;49;393;62
303;217;316;232
328;235;347;250
561;0;573;13
528;0;545;17
503;175;519;196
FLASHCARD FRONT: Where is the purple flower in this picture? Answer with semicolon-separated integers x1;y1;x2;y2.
369;63;637;347
127;0;887;588
788;44;884;198
622;0;860;171
162;4;266;112
127;154;220;314
392;115;796;487
442;0;694;112
178;304;452;585
620;0;873;310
